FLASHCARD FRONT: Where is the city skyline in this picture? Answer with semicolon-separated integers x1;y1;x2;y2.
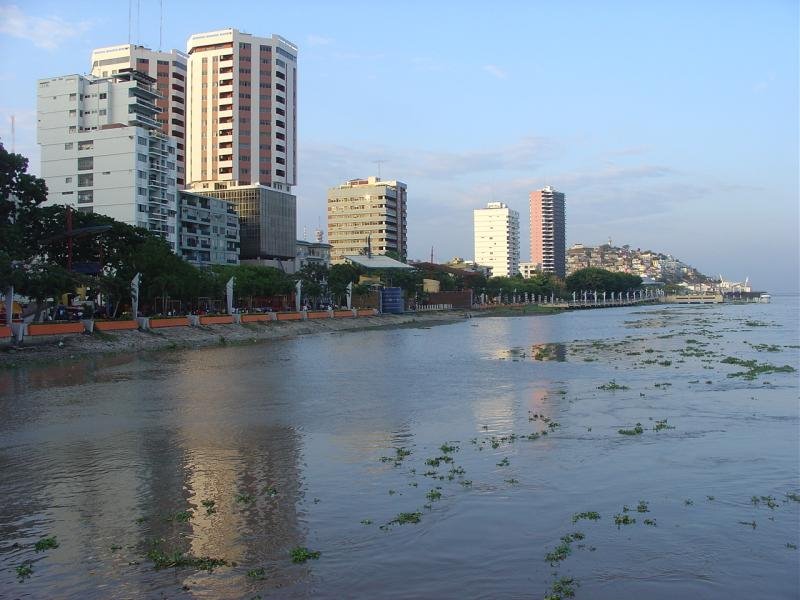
0;1;797;291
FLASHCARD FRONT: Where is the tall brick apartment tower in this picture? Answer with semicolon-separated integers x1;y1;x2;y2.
185;28;297;191
529;186;566;278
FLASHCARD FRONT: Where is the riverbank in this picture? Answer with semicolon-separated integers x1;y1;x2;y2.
0;311;477;368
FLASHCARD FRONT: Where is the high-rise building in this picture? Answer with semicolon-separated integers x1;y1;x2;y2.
473;202;520;278
37;70;179;249
191;183;296;267
185;28;297;190
177;190;240;267
529;186;566;278
327;176;408;264
90;44;189;187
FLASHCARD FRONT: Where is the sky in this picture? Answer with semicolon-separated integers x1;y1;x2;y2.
0;0;797;292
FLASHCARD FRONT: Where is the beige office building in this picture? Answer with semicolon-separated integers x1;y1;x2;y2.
327;177;408;264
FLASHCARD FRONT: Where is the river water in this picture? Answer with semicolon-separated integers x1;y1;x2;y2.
1;298;798;599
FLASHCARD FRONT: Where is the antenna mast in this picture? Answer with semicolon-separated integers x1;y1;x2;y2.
10;115;15;153
372;159;386;179
159;0;164;50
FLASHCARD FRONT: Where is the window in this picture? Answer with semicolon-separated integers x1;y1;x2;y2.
78;173;93;187
69;93;77;100
77;157;93;171
65;176;72;183
137;153;148;163
77;190;93;204
98;109;107;115
78;140;94;150
275;144;285;152
78;207;93;214
276;169;285;177
69;109;77;116
61;191;74;195
64;142;73;150
69;126;77;133
137;170;146;179
138;187;147;196
99;93;107;99
138;136;147;146
276;95;285;104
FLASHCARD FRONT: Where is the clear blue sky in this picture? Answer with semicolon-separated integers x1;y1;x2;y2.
1;0;797;291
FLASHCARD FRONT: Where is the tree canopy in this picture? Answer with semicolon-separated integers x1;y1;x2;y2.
565;268;642;293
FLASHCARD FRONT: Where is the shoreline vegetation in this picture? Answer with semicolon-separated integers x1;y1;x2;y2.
0;305;563;369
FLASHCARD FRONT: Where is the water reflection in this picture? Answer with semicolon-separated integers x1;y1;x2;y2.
493;343;568;362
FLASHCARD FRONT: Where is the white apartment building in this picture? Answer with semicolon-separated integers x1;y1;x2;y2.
90;44;189;187
327;176;408;264
37;71;179;249
473;202;520;278
186;28;297;191
519;261;539;279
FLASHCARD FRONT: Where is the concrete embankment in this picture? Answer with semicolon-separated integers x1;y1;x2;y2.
0;311;470;368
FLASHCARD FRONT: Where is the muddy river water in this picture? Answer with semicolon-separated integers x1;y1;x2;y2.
1;299;798;599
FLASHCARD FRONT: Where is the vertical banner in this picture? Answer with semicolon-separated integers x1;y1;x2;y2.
346;281;353;310
131;273;141;318
226;277;234;314
5;286;13;326
295;280;302;312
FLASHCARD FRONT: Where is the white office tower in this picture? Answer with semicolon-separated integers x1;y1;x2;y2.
37;71;179;250
473;202;520;278
90;44;189;187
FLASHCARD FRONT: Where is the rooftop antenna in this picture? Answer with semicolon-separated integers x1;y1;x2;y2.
128;0;132;43
136;0;140;45
430;246;434;264
373;159;386;179
10;115;15;153
303;225;308;241
159;0;164;51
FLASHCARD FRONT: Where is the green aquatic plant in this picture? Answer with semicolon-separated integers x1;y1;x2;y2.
544;576;577;600
262;486;279;497
389;512;422;525
653;419;675;432
786;492;800;502
618;423;644;436
721;356;796;380
545;540;572;564
760;495;779;509
643;518;657;526
787;543;798;550
146;547;228;571
738;520;757;529
506;478;519;484
360;519;372;525
290;547;321;563
636;500;649;513
460;480;473;487
167;510;193;522
684;499;694;506
426;489;442;502
16;564;33;581
572;511;601;523
235;494;255;504
247;567;266;579
496;457;510;467
598;380;629;391
201;499;217;515
439;443;458;454
34;536;59;552
614;514;636;528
